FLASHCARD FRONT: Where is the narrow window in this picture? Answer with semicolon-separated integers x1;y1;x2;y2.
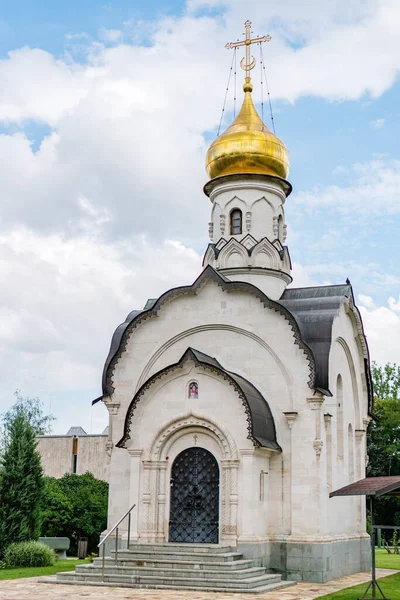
348;424;354;482
72;437;78;474
336;375;344;458
230;209;242;235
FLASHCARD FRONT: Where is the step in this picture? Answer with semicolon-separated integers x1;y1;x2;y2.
75;564;266;580
109;550;243;562
56;571;283;590
46;575;296;594
127;543;233;554
93;557;256;571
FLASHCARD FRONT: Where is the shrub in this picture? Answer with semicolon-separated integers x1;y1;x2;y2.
4;541;56;567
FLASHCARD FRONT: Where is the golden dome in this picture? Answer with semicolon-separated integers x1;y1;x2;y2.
206;80;290;181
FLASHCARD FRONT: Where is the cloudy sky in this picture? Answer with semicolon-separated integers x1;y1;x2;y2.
0;0;399;434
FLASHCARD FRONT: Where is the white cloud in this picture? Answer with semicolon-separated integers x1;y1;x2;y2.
0;227;202;432
294;159;400;214
370;118;386;129
99;28;123;44
0;2;399;432
359;298;400;366
388;296;400;312
358;294;376;310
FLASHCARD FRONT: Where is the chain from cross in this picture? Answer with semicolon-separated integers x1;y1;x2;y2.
225;20;271;74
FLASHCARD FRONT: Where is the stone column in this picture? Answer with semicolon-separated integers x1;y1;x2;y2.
155;460;168;542
127;449;142;542
220;459;240;545
307;394;326;534
283;412;298;535
324;413;333;489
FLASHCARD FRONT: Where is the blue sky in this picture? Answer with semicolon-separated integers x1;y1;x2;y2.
0;0;399;433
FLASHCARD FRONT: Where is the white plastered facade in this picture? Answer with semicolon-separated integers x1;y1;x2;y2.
103;277;369;548
101;173;371;582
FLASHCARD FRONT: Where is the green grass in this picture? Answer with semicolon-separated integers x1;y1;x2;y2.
316;549;400;600
376;548;400;570
0;559;90;580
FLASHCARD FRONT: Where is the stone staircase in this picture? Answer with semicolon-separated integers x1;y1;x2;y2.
54;544;295;593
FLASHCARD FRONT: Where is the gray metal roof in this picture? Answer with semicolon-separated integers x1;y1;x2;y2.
66;426;87;437
279;284;353;396
117;347;281;451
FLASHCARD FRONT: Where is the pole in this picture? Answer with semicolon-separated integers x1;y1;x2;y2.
371;497;376;599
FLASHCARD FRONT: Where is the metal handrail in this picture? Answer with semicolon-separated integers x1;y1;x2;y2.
98;503;136;582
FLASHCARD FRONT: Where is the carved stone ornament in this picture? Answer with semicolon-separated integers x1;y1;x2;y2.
324;413;333;426
283;411;298;430
313;439;323;457
246;211;251;232
220;214;226;235
272;215;278;238
105;440;113;457
283;224;287;243
306;395;325;410
208;221;213;240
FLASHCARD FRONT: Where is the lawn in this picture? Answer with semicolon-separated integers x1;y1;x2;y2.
317;549;400;600
0;559;90;580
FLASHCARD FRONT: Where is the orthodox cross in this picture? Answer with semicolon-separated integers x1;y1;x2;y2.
225;20;271;74
193;434;198;445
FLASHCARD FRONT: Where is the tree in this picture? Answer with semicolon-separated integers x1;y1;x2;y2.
40;478;74;537
41;473;109;554
0;412;44;555
367;363;400;526
0;393;54;455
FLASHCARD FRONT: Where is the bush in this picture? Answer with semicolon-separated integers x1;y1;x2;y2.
4;541;56;567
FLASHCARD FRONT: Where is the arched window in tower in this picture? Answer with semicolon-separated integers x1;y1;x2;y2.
348;424;355;482
230;209;242;235
336;375;344;458
188;382;198;399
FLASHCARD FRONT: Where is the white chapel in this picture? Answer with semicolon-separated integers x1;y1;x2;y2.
92;22;373;587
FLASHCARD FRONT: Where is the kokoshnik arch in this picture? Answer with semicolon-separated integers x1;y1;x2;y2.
93;20;373;583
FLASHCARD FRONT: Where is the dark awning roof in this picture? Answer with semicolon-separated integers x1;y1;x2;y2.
330;476;400;498
117;347;281;451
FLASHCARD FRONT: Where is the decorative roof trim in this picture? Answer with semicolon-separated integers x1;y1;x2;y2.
116;347;281;451
101;266;316;399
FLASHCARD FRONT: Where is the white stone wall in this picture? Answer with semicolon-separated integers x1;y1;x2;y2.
37;434;110;482
209;178;287;244
37;436;74;478
78;435;111;481
104;277;369;549
204;177;291;299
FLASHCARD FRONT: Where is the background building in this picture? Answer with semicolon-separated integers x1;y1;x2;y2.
37;426;110;482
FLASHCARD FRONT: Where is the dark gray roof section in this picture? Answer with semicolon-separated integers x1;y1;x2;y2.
95;308;145;404
95;266;372;414
66;426;87;437
279;284;353;397
117;347;281;451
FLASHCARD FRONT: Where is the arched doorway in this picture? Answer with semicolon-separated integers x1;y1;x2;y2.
169;447;219;543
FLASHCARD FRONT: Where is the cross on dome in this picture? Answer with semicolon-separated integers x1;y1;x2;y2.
225;20;271;92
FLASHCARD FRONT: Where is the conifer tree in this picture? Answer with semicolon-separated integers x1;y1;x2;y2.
0;412;44;555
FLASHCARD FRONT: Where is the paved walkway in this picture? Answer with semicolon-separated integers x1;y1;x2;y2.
0;569;397;600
